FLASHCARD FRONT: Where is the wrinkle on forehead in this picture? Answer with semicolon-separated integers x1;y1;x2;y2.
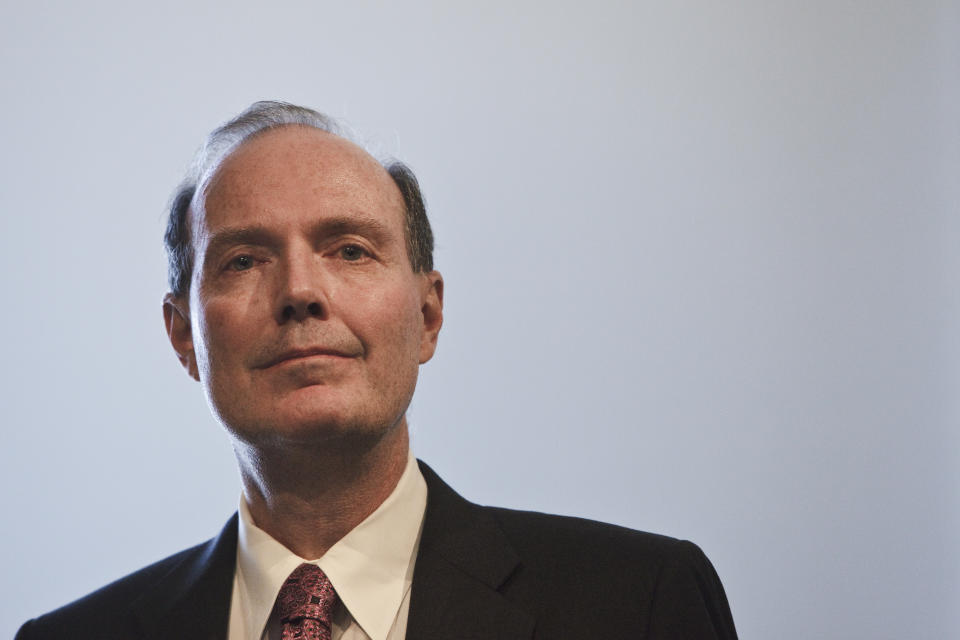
188;125;404;255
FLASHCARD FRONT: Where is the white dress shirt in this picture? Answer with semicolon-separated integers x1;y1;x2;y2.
227;453;428;640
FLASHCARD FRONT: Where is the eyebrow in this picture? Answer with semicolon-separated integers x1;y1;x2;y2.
202;214;394;261
203;226;278;262
312;214;391;243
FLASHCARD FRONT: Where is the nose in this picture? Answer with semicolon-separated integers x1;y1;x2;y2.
276;247;329;324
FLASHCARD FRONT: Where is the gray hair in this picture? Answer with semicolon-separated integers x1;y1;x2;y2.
164;100;434;298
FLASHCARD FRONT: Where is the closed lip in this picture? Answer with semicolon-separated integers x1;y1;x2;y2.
258;347;357;369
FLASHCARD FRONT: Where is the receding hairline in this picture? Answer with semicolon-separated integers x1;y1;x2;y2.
192;123;402;220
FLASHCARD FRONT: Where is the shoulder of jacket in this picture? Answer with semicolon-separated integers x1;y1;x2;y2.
17;539;211;638
485;504;685;552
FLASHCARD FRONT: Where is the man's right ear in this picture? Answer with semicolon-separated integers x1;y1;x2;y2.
163;293;200;381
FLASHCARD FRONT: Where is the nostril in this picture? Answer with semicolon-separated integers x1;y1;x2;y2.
307;302;322;316
282;305;295;320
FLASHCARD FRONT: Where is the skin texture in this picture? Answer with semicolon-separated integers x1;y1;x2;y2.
163;126;443;557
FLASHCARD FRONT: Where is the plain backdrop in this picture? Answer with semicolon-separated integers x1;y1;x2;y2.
2;1;958;638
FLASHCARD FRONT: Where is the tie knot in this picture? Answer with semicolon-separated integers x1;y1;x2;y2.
276;563;338;634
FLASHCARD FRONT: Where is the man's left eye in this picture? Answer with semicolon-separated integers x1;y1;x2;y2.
228;255;255;271
339;245;368;261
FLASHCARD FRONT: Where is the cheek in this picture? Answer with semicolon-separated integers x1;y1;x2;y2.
188;312;212;381
386;291;425;349
192;300;248;380
354;289;423;361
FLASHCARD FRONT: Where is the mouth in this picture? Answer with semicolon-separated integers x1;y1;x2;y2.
258;347;358;369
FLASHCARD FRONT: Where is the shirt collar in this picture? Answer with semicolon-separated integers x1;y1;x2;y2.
235;453;427;640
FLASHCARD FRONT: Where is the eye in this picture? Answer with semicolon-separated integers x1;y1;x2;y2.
339;244;369;261
228;255;255;271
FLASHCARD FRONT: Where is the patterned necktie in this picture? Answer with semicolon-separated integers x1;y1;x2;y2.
274;563;339;640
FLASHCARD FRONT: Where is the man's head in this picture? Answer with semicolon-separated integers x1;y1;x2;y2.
162;102;443;449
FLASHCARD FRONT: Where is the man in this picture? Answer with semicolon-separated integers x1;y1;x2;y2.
17;101;738;639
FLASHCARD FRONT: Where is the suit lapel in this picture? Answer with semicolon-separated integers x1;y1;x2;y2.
407;463;535;640
129;514;238;640
116;465;534;640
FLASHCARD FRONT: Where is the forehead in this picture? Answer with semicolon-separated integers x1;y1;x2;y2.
197;125;404;233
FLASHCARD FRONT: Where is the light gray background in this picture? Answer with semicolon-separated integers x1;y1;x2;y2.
2;1;958;638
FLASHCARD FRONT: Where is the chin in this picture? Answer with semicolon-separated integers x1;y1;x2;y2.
212;382;409;449
226;405;400;450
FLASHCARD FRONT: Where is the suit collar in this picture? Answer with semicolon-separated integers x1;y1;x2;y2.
117;461;535;640
130;514;238;640
407;461;535;640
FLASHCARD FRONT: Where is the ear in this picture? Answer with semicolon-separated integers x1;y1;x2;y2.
163;293;200;381
418;271;444;364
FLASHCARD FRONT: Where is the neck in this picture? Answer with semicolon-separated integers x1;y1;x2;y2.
234;420;410;559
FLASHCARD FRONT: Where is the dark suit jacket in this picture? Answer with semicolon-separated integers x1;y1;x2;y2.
17;462;737;639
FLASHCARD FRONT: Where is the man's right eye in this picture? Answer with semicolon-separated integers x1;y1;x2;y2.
228;255;254;271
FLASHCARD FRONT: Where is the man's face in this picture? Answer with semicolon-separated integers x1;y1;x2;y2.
164;126;442;447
